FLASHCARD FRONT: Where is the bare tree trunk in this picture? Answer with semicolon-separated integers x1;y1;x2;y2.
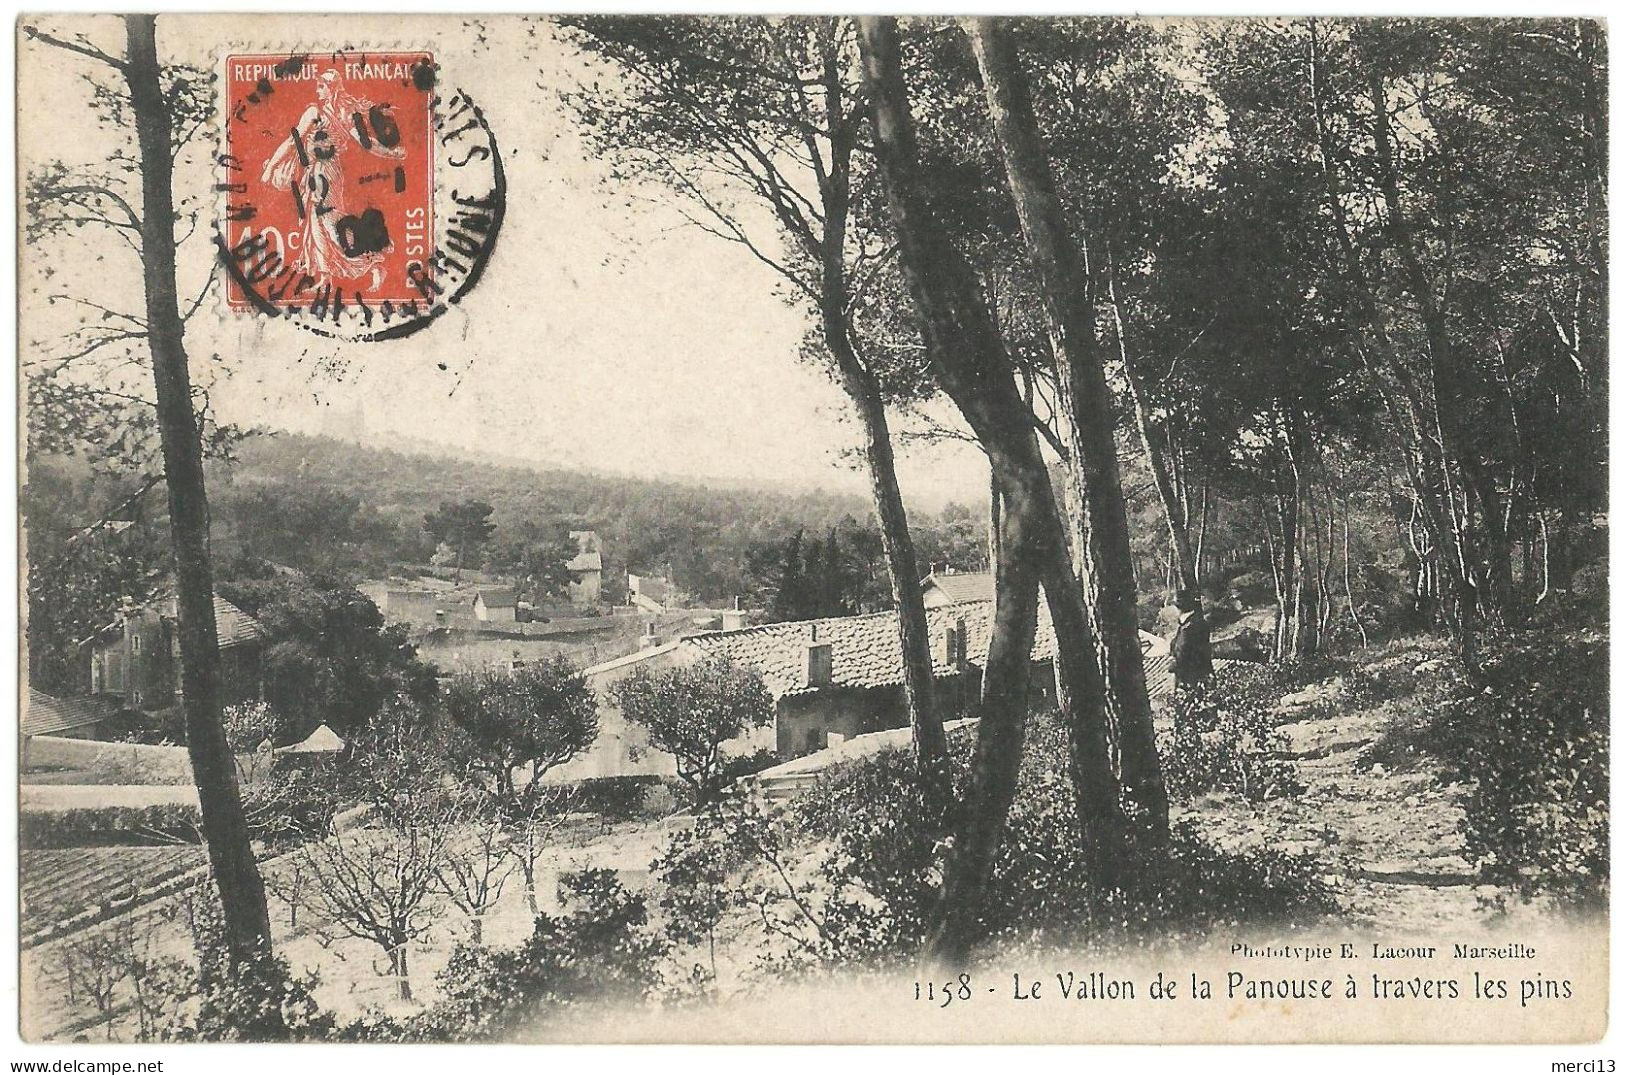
811;42;946;781
823;308;944;780
969;17;1167;837
922;478;1044;968
126;13;274;965
859;15;1127;966
391;945;413;1002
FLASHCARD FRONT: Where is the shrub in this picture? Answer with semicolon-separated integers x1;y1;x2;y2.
608;656;773;805
241;769;341;846
1339;660;1415;709
1436;629;1607;904
1159;666;1302;802
572;775;662;820
443;656;599;816
348;869;668;1041
675;707;1330;967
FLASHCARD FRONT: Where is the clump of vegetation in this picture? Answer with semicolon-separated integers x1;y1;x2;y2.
1159;665;1303;802
344;869;668;1042
657;710;1327;975
443;655;600;816
1437;628;1607;905
134;885;333;1042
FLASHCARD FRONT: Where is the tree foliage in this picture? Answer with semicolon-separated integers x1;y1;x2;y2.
608;655;774;804
442;655;600;815
217;571;436;742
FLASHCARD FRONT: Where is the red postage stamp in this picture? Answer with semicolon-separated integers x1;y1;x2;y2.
222;51;436;312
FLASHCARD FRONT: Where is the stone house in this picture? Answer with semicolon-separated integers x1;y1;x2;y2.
472;587;518;623
82;593;269;713
566;530;603;606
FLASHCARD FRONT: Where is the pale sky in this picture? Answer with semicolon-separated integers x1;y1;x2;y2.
18;14;991;511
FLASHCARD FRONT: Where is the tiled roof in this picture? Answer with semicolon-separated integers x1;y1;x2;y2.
213;595;269;649
23;688;117;737
82;593;267;650
474;587;517;608
920;571;994;604
682;600;1220;702
684;601;1056;699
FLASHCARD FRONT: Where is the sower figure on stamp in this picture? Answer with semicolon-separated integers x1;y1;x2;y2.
260;69;405;292
1171;588;1212;692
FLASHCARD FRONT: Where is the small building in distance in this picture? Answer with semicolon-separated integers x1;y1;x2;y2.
357;583;442;624
82;593;269;713
627;572;675;612
472;587;518;623
566;530;604;606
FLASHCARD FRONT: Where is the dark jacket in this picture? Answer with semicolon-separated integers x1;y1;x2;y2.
1171;609;1212;688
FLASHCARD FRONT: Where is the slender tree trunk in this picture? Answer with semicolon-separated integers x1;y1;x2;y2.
126;13;274;965
1306;23;1472;632
1110;265;1197;597
391;944;413;1002
821;300;943;780
858;18;1127;968
1365;67;1511;629
921;478;1044;967
801;42;946;781
969;18;1167;837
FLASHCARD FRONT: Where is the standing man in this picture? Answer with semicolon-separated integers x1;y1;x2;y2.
1171;588;1213;691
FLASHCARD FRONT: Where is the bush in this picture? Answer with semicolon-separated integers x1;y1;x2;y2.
144;885;333;1042
345;869;668;1041
572;775;662;820
1436;628;1607;904
675;708;1329;966
1159;666;1302;803
20;803;202;848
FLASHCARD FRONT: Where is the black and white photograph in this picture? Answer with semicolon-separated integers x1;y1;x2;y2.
11;9;1613;1056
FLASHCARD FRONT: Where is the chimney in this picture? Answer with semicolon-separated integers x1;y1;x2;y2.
721;609;747;632
805;640;833;688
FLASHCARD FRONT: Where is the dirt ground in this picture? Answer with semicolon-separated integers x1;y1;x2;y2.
1177;637;1534;934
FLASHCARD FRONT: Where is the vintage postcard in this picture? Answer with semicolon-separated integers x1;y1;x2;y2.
13;11;1610;1054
